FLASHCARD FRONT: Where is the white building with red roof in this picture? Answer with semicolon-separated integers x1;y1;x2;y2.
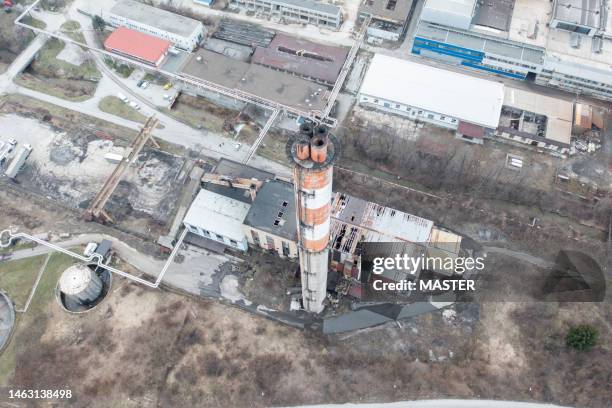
104;27;171;67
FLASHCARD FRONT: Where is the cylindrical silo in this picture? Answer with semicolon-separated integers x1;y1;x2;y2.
59;264;103;305
287;123;338;313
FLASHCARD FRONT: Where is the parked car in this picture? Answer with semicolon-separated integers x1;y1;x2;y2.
141;81;149;89
163;83;173;90
118;93;129;103
129;101;140;110
84;242;98;257
137;79;144;87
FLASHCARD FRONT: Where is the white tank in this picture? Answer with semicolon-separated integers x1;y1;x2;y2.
59;264;103;304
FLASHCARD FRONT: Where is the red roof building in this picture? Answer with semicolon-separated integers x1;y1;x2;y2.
104;27;171;67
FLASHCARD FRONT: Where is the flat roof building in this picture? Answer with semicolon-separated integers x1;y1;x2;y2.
358;0;415;42
230;0;343;29
551;0;602;36
421;0;476;30
183;189;251;251
104;27;171;67
251;34;349;85
413;0;612;101
180;49;327;112
108;0;205;51
496;87;573;154
359;54;504;130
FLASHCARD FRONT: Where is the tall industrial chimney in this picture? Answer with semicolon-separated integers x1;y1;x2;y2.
287;123;338;313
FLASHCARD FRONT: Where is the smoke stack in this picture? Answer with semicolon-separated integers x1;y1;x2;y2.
287;123;338;313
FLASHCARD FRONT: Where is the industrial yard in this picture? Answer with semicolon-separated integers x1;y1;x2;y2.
0;0;611;406
0;246;610;407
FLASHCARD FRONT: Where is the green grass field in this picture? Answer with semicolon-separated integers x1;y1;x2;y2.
0;251;78;384
59;20;86;44
0;255;47;309
99;96;147;124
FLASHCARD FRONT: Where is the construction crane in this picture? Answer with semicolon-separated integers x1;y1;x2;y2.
201;173;263;202
84;116;159;224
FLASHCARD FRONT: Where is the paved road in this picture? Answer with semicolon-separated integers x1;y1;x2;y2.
4;233;166;273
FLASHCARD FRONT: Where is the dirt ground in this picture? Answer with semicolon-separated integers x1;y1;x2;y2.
0;263;610;408
0;113;186;221
257;128;291;166
0;95;190;238
338;106;611;233
0;141;610;408
170;94;261;144
239;249;299;312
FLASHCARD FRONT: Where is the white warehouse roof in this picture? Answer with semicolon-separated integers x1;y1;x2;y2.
183;189;251;242
360;54;504;128
421;0;476;29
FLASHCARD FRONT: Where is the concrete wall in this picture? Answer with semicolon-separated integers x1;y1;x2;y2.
184;222;249;251
244;226;298;259
495;131;570;155
359;94;460;129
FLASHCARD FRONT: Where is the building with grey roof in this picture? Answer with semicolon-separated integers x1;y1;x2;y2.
243;180;298;258
180;49;327;112
550;0;602;36
230;0;343;29
358;0;415;41
108;0;205;51
251;34;349;85
412;0;612;101
471;0;514;31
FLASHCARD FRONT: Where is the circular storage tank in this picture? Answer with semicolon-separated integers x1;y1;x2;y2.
59;264;103;305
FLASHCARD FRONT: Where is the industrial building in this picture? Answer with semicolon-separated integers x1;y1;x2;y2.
107;0;205;51
182;156;463;309
359;54;504;135
243;180;299;259
412;0;612;101
229;0;343;29
180;49;328;112
183;189;252;251
358;0;415;42
496;87;573;155
251;34;349;85
104;27;171;67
